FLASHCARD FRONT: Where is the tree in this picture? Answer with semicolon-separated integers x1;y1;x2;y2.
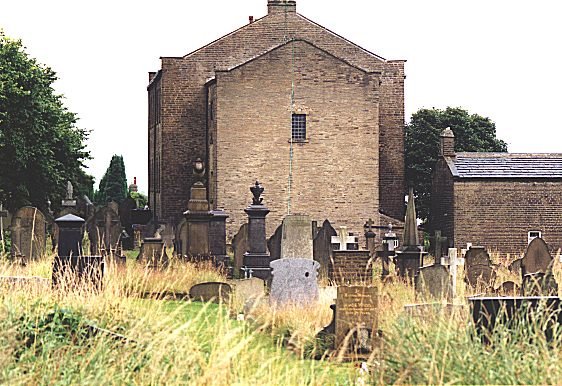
0;32;90;212
95;155;128;205
405;107;508;222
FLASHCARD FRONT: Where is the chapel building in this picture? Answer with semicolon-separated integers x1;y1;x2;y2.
148;0;406;239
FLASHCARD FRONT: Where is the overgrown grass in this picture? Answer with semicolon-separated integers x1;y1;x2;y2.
0;248;561;384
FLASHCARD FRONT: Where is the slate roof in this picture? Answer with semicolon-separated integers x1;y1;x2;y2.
445;153;562;179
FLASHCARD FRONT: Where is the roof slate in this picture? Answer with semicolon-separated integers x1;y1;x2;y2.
446;153;562;179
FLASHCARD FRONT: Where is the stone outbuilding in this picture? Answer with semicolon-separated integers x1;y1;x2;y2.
431;128;562;255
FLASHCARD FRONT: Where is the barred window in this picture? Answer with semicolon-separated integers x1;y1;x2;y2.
291;114;306;141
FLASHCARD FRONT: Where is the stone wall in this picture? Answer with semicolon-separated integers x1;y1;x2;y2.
453;180;562;256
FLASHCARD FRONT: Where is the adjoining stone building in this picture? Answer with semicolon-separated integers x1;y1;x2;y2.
431;128;562;255
148;0;406;239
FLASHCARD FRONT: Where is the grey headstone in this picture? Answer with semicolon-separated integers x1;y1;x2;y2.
464;246;495;289
189;282;232;303
280;214;313;259
232;223;248;274
10;206;47;262
267;224;282;261
270;258;319;306
415;265;453;301
313;220;337;280
174;218;188;257
137;238;169;268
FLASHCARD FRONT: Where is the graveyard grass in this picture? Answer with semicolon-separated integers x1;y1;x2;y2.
1;249;562;384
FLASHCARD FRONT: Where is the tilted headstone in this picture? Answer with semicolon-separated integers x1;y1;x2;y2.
415;265;453;301
189;282;232;303
280;214;313;259
521;238;557;296
313;219;337;280
10;206;47;262
270;258;319;306
228;277;266;311
464;246;496;289
267;223;282;262
335;286;378;358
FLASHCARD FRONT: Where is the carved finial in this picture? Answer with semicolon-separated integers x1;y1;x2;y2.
250;181;264;205
66;181;73;200
192;157;206;184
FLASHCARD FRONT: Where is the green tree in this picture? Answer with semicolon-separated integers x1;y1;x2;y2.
95;155;128;205
405;107;508;222
0;32;90;212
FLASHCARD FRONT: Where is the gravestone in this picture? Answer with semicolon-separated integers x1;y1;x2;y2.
508;258;523;274
228;277;266;312
331;226;359;251
52;214;104;289
331;250;372;285
521;238;557;296
232;223;248;276
313;220;337;280
119;197;137;250
209;209;229;267
280;214;313;259
441;248;464;298
415;265;453;301
496;281;519;296
174;218;188;257
270;258;319;306
0;205;8;254
87;206;122;257
189;282;232;303
267;224;282;261
363;218;377;255
464;246;496;289
522;237;552;275
10;206;47;262
183;181;213;257
242;182;271;280
335;286;378;358
137;237;169;268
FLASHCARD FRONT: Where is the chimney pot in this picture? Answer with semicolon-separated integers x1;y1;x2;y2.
249;15;254;23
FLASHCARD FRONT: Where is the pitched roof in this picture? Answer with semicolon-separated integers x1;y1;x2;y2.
445;153;562;179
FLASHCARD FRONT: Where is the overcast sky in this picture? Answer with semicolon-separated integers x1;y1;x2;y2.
1;0;561;194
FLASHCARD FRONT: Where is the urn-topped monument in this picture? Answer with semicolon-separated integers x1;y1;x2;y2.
242;181;271;280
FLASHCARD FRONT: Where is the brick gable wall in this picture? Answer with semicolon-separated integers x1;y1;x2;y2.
213;40;379;239
148;9;405;233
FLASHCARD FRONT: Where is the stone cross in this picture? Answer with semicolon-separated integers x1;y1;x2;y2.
441;247;464;298
331;226;357;251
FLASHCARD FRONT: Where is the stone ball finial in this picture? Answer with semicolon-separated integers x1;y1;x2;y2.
250;181;264;205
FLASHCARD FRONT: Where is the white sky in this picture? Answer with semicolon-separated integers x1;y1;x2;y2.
1;0;561;194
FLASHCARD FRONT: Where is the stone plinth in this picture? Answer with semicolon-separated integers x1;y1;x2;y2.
184;182;213;258
209;209;229;267
137;237;169;268
395;247;426;280
243;204;271;280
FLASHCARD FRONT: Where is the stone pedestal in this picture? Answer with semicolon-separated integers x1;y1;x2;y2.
137;237;169;268
184;182;213;258
243;204;271;280
52;214;104;289
394;247;427;280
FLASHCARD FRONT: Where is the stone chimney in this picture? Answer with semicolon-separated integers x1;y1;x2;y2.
268;0;296;14
440;127;455;157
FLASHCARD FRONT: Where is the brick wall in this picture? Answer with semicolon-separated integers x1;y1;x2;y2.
149;7;405;230
430;158;455;243
454;180;562;256
215;40;380;240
